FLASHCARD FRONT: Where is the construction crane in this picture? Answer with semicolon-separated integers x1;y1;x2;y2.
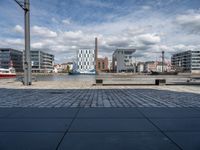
14;0;32;85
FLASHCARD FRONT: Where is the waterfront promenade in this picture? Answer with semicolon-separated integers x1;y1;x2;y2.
0;80;200;149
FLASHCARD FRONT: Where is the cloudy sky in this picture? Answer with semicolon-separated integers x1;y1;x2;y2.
0;0;200;63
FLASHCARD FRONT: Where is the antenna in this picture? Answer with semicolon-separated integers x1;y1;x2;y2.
14;0;32;85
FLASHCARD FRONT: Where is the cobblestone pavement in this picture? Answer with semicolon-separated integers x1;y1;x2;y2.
0;86;200;107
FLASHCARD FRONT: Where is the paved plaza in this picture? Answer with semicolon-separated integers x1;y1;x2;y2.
0;86;200;107
0;85;200;149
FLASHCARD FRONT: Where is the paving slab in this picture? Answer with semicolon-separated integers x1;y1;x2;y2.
0;118;72;132
165;132;200;150
69;118;158;132
58;132;180;150
0;132;63;150
151;118;200;131
0;108;21;118
77;108;144;118
8;108;79;118
139;107;200;118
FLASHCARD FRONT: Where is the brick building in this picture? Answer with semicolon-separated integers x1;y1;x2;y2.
97;57;109;72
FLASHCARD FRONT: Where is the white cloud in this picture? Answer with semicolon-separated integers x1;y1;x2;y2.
4;7;200;63
141;5;152;10
51;17;58;23
62;19;71;25
13;25;24;34
136;34;161;45
80;0;112;8
31;26;57;38
176;11;200;33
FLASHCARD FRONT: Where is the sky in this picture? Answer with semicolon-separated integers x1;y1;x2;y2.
0;0;200;63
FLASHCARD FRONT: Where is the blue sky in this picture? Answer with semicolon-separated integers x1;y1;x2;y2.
0;0;200;63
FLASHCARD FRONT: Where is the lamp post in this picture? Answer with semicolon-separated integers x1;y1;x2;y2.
14;0;32;85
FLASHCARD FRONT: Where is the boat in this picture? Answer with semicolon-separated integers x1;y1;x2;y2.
68;62;96;75
69;69;96;75
150;71;178;75
0;68;16;78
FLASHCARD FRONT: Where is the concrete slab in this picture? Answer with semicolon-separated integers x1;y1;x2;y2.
0;132;63;150
69;119;158;132
139;107;200;118
166;132;200;150
0;118;72;132
58;132;180;150
0;108;21;118
9;108;79;118
77;108;144;118
151;118;200;131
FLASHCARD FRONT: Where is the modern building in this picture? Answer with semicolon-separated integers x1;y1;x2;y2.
112;49;136;72
30;50;54;73
76;49;95;74
171;50;200;73
0;48;23;72
97;57;109;72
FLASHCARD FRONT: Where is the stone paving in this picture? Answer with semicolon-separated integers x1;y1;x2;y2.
1;107;200;150
1;84;200;149
0;86;200;107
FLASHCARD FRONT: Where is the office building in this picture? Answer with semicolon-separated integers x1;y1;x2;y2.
30;50;54;73
171;50;200;73
97;57;109;72
112;49;136;72
0;48;23;72
76;49;95;74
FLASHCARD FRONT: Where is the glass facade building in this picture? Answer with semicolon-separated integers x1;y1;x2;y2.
171;50;200;73
0;48;23;72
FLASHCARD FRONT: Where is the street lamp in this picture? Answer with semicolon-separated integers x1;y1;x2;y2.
14;0;32;85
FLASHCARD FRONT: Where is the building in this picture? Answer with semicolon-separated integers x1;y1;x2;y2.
61;62;73;71
76;49;95;74
144;61;170;73
171;50;200;73
30;50;54;73
0;48;23;72
112;49;136;72
53;64;62;73
144;61;157;73
137;62;145;73
97;57;109;72
155;62;170;72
